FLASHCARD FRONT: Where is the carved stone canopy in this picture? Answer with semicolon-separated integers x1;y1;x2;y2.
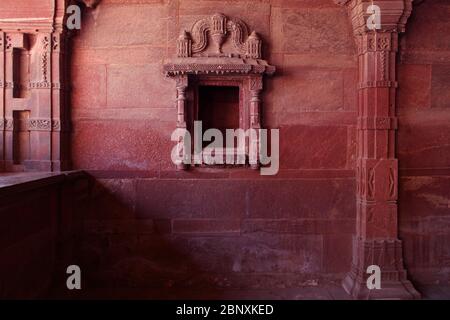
163;13;275;77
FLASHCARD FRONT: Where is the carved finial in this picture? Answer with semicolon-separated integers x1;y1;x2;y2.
179;30;190;41
246;31;262;59
177;30;192;57
249;31;260;40
210;13;228;54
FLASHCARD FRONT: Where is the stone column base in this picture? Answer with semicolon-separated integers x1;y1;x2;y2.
342;237;421;300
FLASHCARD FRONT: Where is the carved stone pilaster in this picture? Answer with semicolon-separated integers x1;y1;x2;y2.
249;76;263;170
176;75;188;129
249;77;262;129
177;31;192;58
175;75;189;170
335;0;420;299
0;0;72;172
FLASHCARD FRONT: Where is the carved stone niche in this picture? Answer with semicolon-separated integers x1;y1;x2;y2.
164;13;275;170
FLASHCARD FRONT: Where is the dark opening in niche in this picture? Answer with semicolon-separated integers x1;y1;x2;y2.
198;86;240;147
12;110;30;165
12;48;30;99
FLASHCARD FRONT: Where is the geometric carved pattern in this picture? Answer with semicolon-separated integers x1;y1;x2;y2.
0;81;14;88
357;117;398;130
164;62;274;76
250;77;263;91
29;119;52;131
28;119;62;131
1;119;14;131
1;119;63;132
41;36;50;83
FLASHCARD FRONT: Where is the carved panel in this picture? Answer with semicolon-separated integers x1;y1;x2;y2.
29;119;51;131
189;13;254;57
249;77;263;91
3;119;14;131
176;13;264;59
27;119;63;132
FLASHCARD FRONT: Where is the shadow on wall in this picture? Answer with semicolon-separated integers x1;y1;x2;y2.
53;170;356;300
0;170;355;299
70;175;226;299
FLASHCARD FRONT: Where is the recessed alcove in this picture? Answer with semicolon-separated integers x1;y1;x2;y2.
198;85;240;144
12;110;30;166
12;48;31;99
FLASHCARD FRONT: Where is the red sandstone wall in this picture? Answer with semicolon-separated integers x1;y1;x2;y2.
70;0;358;291
0;0;447;298
67;0;449;292
397;0;450;284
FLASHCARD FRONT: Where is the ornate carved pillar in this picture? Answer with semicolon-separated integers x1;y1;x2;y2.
335;0;420;299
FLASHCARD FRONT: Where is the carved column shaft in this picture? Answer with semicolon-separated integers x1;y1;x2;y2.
176;76;189;170
337;0;420;299
249;77;263;169
176;76;188;129
250;90;261;129
3;33;14;166
356;31;398;240
50;31;69;171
